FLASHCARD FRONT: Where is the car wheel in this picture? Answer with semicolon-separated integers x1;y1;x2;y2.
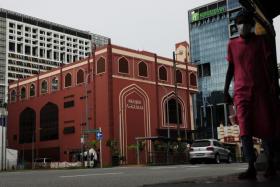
227;154;232;163
215;154;220;164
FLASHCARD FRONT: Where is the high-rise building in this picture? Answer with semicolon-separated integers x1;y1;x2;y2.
188;0;241;138
0;8;109;104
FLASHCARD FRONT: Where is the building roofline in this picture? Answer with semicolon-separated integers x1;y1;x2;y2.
9;43;197;88
111;44;156;58
0;8;109;40
175;41;189;49
188;0;226;13
111;44;187;64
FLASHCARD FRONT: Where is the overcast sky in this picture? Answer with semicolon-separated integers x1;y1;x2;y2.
1;0;280;60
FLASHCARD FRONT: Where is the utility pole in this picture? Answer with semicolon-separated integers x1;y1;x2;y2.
173;51;180;140
160;85;170;164
81;43;96;168
32;127;35;169
99;127;103;168
209;104;214;139
4;114;7;171
1;115;3;171
80;128;84;167
85;72;90;167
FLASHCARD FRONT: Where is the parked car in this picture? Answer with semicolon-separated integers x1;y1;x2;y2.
189;139;232;164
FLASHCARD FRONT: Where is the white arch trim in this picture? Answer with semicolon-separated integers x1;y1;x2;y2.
161;92;187;129
119;84;151;163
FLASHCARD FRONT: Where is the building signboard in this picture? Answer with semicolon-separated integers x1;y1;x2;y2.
191;7;226;22
126;99;144;110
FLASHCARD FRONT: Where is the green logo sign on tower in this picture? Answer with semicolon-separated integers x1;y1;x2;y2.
191;7;226;22
192;12;200;22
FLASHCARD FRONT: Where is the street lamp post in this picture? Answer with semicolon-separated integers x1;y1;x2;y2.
159;85;170;139
31;127;35;169
32;127;42;169
208;104;214;139
202;99;215;139
223;103;228;136
159;85;170;164
166;98;170;164
1;114;4;171
1;100;8;171
22;131;25;169
182;59;200;142
166;100;170;139
172;51;181;140
80;128;84;167
84;72;91;167
82;43;96;168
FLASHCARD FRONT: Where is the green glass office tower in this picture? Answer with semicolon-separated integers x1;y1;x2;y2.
188;0;241;138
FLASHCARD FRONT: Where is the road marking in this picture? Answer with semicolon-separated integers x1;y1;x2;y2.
180;165;200;168
60;172;123;178
149;165;201;170
149;166;178;170
235;167;248;170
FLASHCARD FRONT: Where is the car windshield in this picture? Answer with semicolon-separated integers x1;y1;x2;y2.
192;141;210;147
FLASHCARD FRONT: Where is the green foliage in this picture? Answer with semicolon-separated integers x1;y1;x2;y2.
176;142;187;153
128;140;145;152
106;139;126;166
89;140;99;149
106;139;120;156
153;140;168;151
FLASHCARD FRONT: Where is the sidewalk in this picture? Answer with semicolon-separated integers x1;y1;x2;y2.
144;172;280;187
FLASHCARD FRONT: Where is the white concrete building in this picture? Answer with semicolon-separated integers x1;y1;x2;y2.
0;8;109;104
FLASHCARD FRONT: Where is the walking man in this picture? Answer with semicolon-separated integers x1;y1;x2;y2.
224;9;279;179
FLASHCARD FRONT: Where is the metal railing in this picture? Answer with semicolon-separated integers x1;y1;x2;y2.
147;151;189;165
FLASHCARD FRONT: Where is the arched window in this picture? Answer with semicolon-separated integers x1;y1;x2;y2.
20;87;26;99
159;66;167;81
40;102;59;141
77;69;85;84
30;84;35;97
19;108;36;143
97;57;105;74
65;73;72;87
138;61;148;77
176;70;182;84
190;73;197;86
11;90;16;102
165;98;182;124
41;80;48;94
118;57;129;74
51;77;59;91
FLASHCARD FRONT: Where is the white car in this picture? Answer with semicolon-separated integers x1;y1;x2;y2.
189;139;232;164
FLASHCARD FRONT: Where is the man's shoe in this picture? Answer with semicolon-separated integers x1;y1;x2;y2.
238;169;257;180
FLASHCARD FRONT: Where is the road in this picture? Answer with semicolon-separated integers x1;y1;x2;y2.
0;163;248;187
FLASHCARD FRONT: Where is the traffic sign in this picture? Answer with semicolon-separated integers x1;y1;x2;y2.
96;131;103;140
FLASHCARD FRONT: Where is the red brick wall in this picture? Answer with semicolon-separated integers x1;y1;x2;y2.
8;44;197;165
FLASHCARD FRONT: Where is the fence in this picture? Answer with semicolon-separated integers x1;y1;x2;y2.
147;151;189;165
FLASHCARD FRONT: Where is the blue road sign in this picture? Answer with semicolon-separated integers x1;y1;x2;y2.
96;131;103;140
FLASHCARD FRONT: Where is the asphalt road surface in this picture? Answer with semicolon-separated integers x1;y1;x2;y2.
0;163;248;187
